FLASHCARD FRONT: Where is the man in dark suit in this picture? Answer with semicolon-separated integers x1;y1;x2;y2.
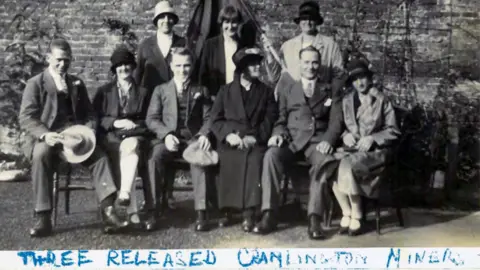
134;1;188;208
253;46;343;240
18;39;128;237
134;1;187;96
146;48;214;231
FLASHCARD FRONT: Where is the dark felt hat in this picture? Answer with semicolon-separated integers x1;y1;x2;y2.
294;1;324;25
110;46;136;73
232;47;264;72
346;57;373;81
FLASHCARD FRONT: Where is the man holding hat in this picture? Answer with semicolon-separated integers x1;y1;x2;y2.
262;1;343;85
134;0;187;95
209;46;278;232
19;39;128;237
146;47;215;232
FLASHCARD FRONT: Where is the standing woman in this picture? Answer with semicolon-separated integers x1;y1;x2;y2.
94;46;154;229
332;58;400;236
210;47;278;232
197;5;246;98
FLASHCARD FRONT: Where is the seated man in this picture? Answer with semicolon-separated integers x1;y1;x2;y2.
333;58;400;236
254;46;343;240
18;39;128;237
146;47;213;231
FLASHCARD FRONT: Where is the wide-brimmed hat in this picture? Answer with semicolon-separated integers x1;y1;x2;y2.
153;1;179;26
232;47;264;72
182;141;219;166
58;125;96;164
346;57;374;81
110;46;136;73
294;1;324;25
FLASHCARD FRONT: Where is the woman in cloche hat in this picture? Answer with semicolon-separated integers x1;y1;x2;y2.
93;46;157;231
332;57;401;236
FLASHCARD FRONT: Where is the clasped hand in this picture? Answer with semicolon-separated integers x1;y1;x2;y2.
226;133;257;149
113;119;137;130
343;133;374;152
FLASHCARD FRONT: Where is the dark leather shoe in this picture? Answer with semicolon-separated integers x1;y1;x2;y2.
308;215;326;240
29;213;52;237
252;211;277;235
338;226;349;235
102;205;129;229
242;218;254;232
195;211;208;232
348;224;363;237
218;212;232;227
116;196;131;207
143;211;158;232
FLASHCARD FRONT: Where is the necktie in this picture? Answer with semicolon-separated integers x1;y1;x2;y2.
305;82;314;98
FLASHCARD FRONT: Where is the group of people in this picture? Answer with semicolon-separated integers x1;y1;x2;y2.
18;0;401;240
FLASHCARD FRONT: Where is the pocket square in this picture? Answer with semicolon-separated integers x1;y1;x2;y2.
324;98;332;106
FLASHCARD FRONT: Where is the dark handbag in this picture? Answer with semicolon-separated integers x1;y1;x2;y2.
114;127;151;139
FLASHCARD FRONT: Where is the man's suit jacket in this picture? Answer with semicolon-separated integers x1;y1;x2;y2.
18;69;96;159
146;80;212;144
93;81;151;142
273;80;343;153
197;35;246;97
134;34;187;94
266;33;344;84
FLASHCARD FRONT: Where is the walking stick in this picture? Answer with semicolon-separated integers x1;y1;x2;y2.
237;0;286;70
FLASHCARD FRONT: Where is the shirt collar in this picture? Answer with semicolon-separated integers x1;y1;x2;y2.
174;78;190;92
157;31;173;41
240;79;252;91
301;77;317;89
48;66;66;80
117;79;133;93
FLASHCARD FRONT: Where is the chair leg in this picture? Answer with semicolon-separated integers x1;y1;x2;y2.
396;206;404;227
281;176;289;206
327;199;334;228
52;172;59;227
375;199;381;235
64;166;72;215
361;197;367;223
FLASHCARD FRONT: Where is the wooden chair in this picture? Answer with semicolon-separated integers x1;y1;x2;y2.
52;163;97;227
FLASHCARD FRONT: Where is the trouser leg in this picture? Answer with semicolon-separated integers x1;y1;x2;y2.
81;146;118;204
146;143;175;210
31;142;56;212
305;145;339;217
260;147;295;212
191;164;208;211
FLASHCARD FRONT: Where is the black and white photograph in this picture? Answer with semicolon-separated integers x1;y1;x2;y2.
0;0;479;266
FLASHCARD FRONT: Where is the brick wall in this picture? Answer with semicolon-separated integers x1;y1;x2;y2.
0;0;479;157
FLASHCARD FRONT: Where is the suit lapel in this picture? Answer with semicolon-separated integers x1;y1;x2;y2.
148;36;169;76
244;82;263;120
43;69;58;94
65;74;78;115
343;93;359;136
308;82;329;108
230;81;247;120
217;36;226;78
361;90;383;135
167;80;179;124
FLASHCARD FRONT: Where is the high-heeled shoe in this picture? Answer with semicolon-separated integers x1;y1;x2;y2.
116;192;131;207
338;216;350;235
348;218;363;237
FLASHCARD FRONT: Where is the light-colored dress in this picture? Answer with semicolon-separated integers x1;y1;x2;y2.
335;87;400;198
